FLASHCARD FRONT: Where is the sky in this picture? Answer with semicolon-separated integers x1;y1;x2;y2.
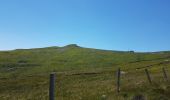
0;0;170;52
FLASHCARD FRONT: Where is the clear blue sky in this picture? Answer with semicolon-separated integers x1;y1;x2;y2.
0;0;170;52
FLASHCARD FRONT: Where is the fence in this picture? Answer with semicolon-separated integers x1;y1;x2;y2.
115;67;168;93
49;66;169;100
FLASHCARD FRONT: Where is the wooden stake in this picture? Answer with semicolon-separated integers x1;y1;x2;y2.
49;73;55;100
145;69;152;84
117;68;121;93
162;67;168;81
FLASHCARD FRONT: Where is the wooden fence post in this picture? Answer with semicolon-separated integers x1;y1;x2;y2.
145;69;152;84
116;68;121;93
49;73;55;100
162;67;168;81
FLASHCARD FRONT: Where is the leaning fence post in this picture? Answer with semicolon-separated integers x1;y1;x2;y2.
145;69;152;84
162;67;168;81
116;68;121;93
49;73;55;100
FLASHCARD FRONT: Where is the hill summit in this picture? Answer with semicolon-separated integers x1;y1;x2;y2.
63;44;80;48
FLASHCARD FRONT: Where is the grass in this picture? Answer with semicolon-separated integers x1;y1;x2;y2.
0;44;170;100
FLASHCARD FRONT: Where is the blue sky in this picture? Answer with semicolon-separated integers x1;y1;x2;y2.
0;0;170;52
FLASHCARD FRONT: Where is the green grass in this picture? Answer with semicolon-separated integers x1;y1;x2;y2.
0;44;170;100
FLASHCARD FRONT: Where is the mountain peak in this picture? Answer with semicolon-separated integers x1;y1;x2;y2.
63;44;80;48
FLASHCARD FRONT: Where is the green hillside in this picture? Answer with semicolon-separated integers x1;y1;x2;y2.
0;44;170;100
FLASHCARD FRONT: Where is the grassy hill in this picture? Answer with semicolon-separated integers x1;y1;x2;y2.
0;44;170;100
